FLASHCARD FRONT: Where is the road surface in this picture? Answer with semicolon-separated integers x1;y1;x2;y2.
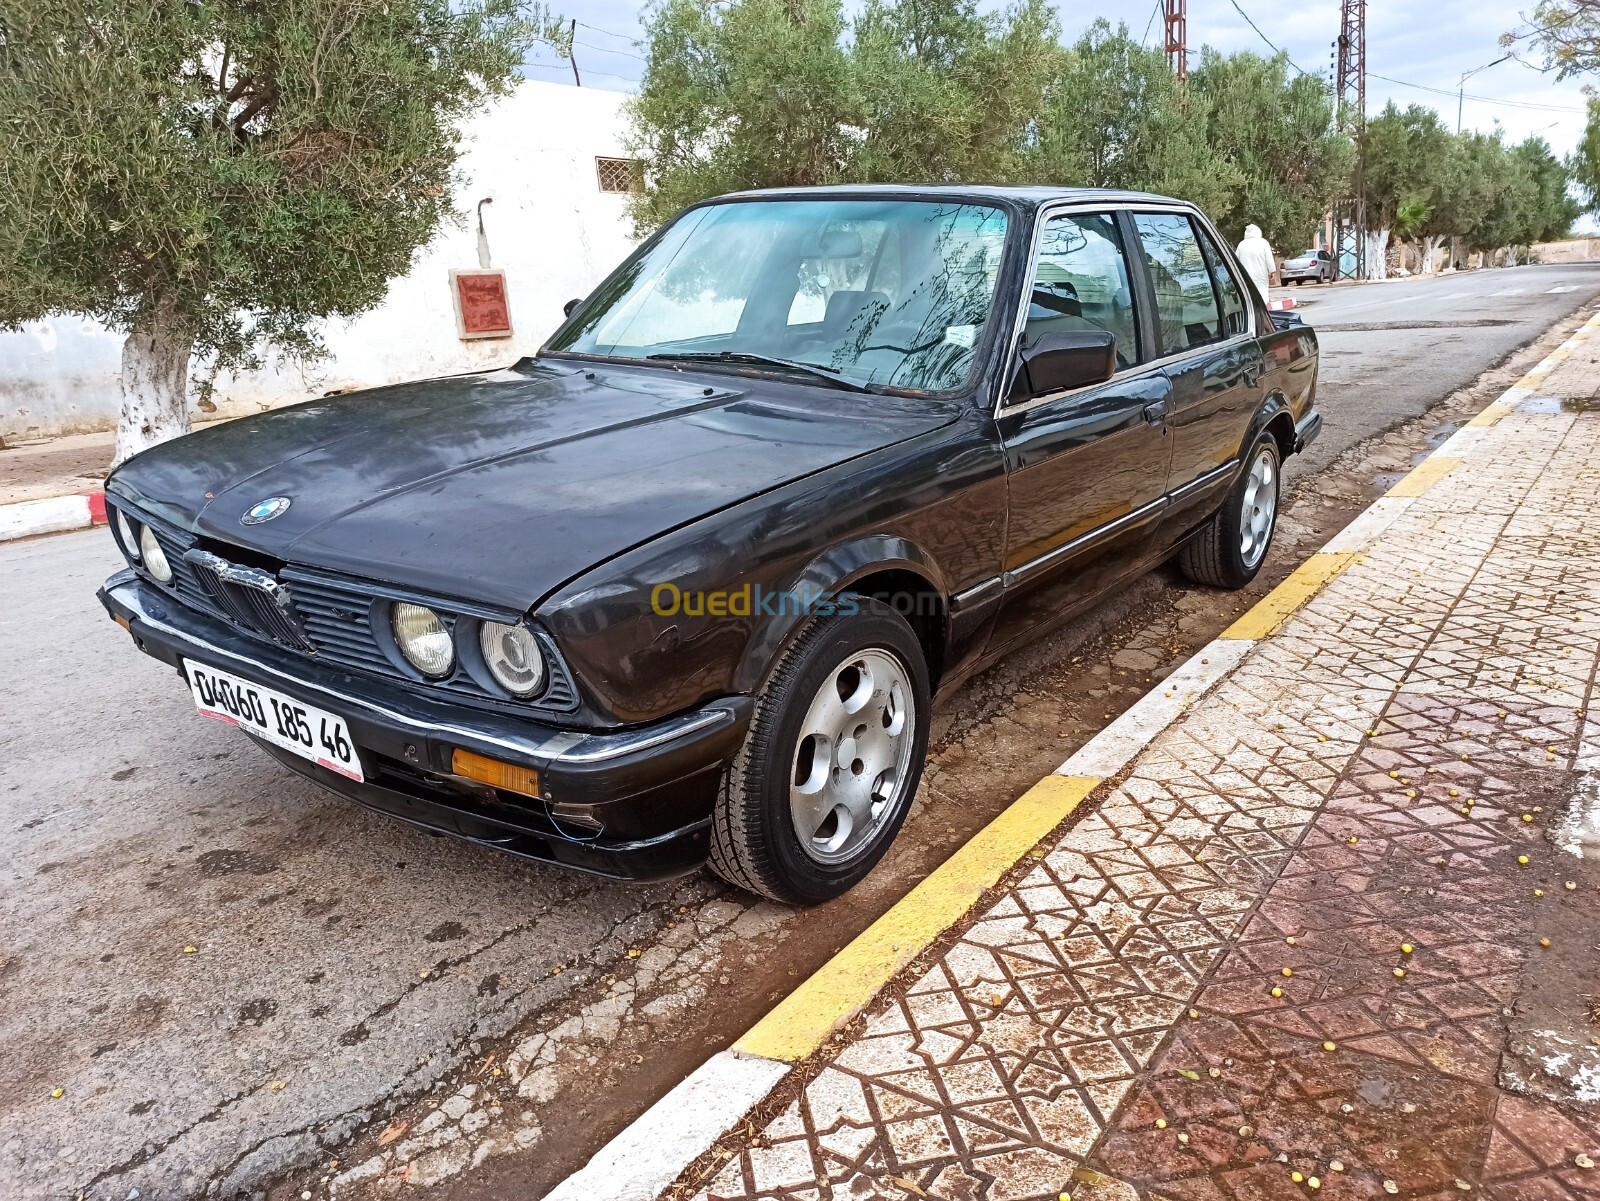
2;261;1598;1201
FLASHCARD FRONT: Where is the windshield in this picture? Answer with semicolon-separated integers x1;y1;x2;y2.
549;199;1011;392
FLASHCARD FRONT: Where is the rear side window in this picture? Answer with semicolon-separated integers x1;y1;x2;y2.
1131;213;1224;356
1023;212;1140;370
1196;226;1248;338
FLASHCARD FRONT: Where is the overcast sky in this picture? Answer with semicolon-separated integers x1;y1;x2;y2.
529;0;1592;156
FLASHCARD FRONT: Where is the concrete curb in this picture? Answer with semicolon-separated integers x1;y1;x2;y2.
0;491;106;544
546;307;1600;1201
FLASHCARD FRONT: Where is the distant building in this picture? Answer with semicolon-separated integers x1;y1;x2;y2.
0;80;641;441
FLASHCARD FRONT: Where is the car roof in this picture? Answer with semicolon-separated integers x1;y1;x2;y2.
712;183;1195;210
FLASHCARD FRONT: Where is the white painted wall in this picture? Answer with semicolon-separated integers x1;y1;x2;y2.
0;80;638;440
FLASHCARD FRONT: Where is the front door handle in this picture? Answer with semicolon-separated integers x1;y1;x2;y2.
1142;401;1167;426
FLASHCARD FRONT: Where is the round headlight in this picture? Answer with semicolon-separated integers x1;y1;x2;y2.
480;621;546;697
116;510;141;561
392;603;453;677
138;524;172;583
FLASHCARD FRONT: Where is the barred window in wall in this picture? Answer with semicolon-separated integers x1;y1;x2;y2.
596;157;643;194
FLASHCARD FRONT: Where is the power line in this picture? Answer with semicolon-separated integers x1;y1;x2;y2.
575;37;646;63
576;21;641;44
1227;0;1315;77
1368;70;1587;113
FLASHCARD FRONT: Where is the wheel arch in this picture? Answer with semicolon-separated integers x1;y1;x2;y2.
731;535;951;698
1243;391;1297;463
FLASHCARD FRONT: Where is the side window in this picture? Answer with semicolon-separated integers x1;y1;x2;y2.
1024;212;1140;371
1196;226;1248;338
1131;213;1224;356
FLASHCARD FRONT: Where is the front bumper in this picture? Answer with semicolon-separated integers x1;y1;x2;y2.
99;571;751;881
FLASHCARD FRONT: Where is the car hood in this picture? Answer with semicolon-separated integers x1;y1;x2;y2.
110;360;959;611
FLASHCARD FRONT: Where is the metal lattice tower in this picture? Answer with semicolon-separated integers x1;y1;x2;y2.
1335;0;1366;131
1165;0;1187;82
1333;0;1368;280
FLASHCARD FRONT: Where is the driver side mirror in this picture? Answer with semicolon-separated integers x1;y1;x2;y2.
1016;330;1117;399
563;297;582;318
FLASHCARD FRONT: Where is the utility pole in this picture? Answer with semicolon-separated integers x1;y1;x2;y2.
1164;0;1187;82
1334;0;1365;132
1334;0;1366;280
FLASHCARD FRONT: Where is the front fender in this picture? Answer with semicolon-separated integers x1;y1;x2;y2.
729;535;949;695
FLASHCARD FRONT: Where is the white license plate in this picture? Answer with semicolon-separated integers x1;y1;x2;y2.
184;659;364;782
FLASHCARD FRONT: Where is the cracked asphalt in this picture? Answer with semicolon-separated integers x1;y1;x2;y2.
4;262;1600;1201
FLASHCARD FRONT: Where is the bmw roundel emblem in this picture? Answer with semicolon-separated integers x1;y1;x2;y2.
242;496;292;525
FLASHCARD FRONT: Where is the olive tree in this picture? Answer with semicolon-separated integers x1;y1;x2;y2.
1030;21;1240;219
1190;49;1352;250
625;0;1061;233
0;1;565;464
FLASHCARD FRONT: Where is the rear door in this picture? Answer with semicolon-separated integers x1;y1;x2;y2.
1129;211;1264;520
988;209;1173;652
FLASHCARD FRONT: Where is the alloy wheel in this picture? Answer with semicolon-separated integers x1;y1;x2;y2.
788;648;917;865
1239;444;1277;569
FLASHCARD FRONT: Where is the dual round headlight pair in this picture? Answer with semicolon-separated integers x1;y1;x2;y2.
391;602;546;698
116;509;173;584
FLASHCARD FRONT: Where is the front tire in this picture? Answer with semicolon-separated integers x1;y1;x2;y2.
1178;433;1281;589
708;598;931;905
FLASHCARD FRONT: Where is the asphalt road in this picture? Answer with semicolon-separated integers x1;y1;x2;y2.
4;261;1600;1201
1275;261;1600;477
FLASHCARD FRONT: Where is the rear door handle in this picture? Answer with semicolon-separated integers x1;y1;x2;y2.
1142;401;1167;425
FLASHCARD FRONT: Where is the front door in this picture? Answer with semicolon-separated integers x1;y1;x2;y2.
1129;211;1264;524
989;210;1173;653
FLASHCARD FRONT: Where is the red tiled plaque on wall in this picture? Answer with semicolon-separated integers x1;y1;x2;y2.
450;269;513;339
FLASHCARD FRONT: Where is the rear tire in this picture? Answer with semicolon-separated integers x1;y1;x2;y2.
1178;433;1280;590
708;598;931;905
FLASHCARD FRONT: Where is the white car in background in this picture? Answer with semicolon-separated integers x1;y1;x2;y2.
1280;248;1335;285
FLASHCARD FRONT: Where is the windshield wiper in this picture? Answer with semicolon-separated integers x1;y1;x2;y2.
646;351;877;393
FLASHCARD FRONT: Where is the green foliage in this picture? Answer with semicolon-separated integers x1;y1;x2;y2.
1571;96;1600;211
625;0;1060;233
1510;136;1580;243
1028;21;1239;217
1189;49;1353;249
850;0;1060;184
1360;103;1453;230
0;0;559;367
1526;0;1600;79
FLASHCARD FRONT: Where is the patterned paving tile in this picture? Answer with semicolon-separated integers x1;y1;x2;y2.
685;397;1600;1200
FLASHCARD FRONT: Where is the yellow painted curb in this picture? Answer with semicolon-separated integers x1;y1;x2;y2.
1387;455;1461;498
1221;551;1356;642
1468;402;1517;428
735;774;1100;1063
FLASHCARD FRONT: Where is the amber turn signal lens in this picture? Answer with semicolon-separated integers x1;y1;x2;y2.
451;748;540;798
112;613;131;631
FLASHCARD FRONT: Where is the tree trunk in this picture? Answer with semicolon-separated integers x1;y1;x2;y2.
115;297;194;467
1363;227;1391;281
1420;236;1442;275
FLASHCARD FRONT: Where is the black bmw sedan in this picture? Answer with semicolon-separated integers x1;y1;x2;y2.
99;185;1320;904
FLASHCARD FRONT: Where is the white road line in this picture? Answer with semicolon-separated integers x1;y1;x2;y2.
1548;285;1580;294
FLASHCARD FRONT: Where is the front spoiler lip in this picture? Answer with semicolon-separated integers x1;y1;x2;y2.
98;571;751;879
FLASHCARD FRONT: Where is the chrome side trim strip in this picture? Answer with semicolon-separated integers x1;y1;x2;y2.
951;576;1003;608
1167;461;1238;506
1004;495;1169;586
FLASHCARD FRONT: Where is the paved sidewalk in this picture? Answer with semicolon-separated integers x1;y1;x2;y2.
675;331;1600;1199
